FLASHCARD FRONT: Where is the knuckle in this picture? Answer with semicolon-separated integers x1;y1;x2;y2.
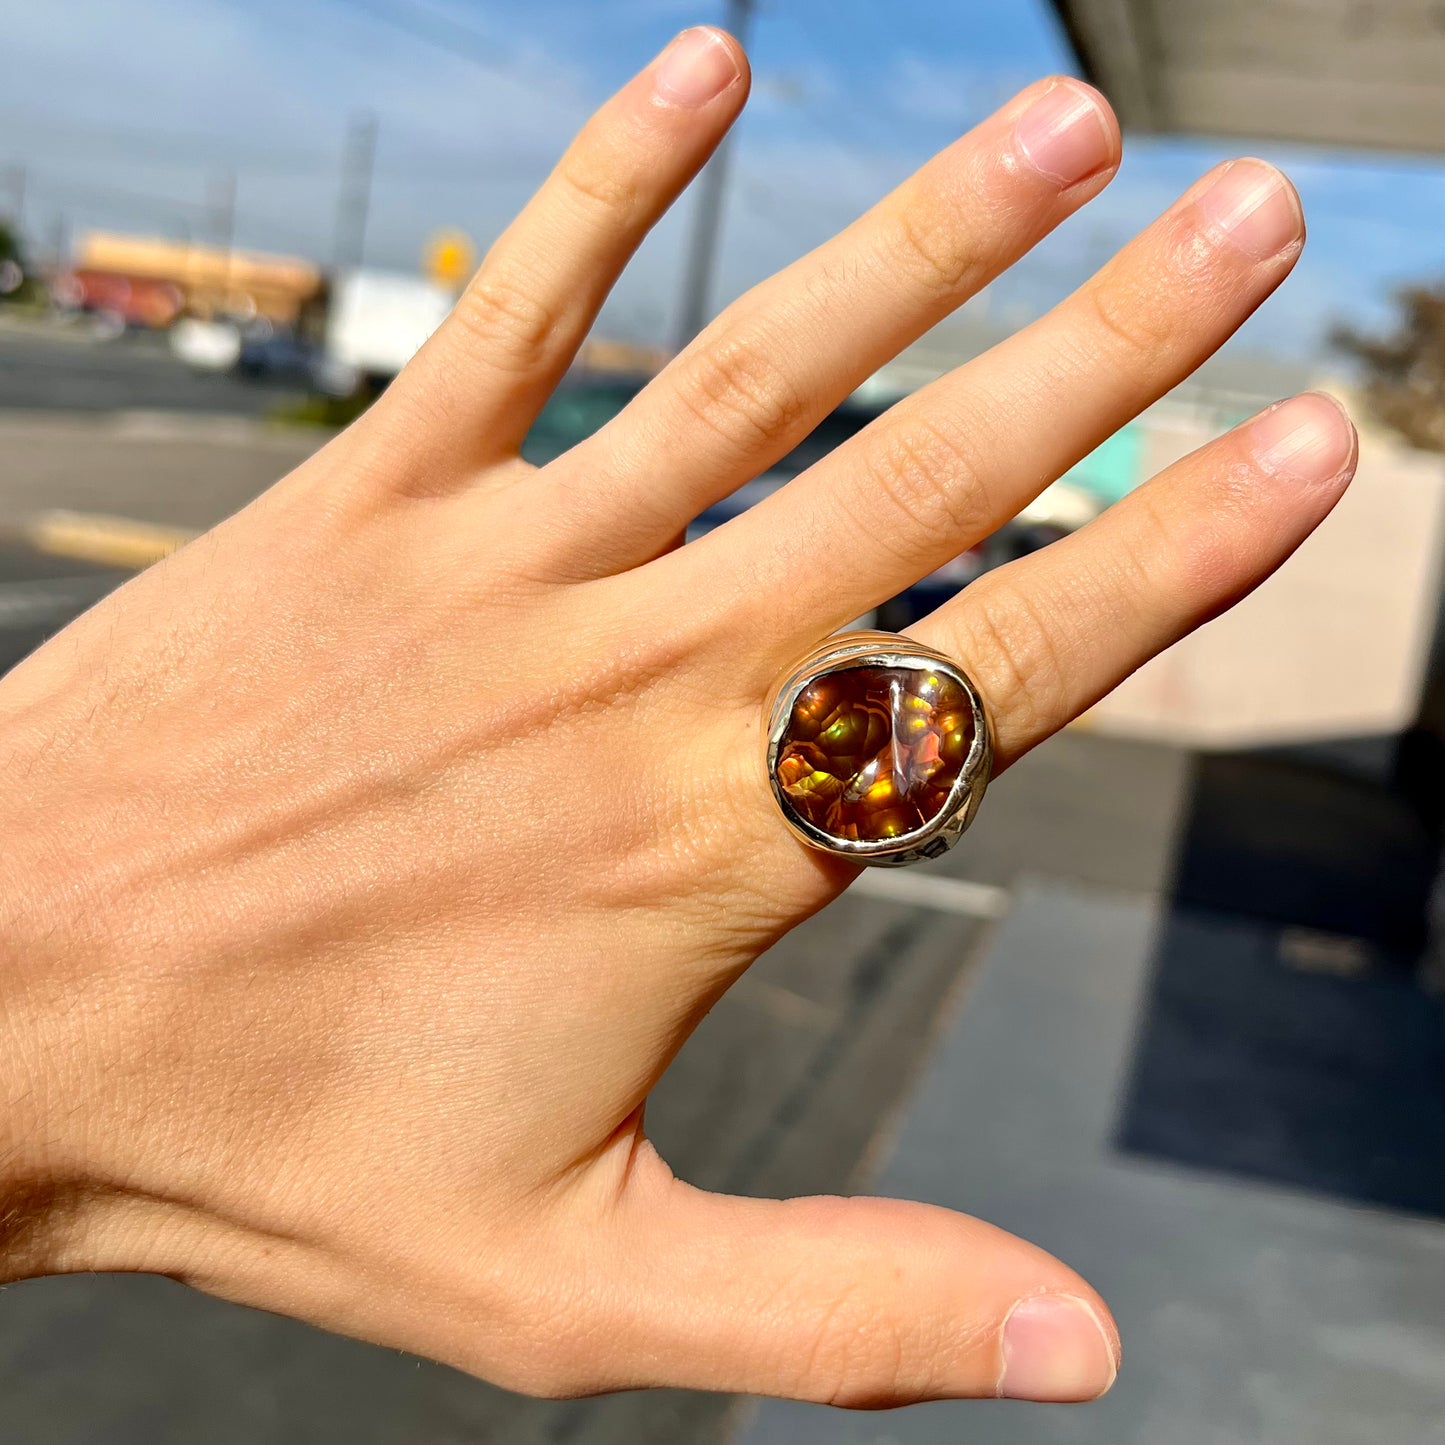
1128;485;1186;576
554;154;642;219
962;581;1066;744
796;1287;918;1409
1078;208;1250;368
452;271;558;374
882;202;974;299
672;334;808;451
1132;469;1242;595
858;412;986;543
1081;272;1176;358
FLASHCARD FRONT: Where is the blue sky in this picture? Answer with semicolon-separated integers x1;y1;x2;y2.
3;0;1441;356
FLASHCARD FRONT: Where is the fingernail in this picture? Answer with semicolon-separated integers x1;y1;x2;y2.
998;1294;1119;1402
1196;159;1302;260
1250;392;1357;484
654;27;739;109
1014;81;1113;186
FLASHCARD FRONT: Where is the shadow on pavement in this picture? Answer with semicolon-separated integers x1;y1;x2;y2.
1118;736;1445;1217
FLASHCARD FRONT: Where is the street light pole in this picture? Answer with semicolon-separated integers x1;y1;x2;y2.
333;113;378;276
672;0;754;352
48;213;68;273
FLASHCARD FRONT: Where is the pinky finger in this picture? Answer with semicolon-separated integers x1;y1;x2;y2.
910;391;1358;771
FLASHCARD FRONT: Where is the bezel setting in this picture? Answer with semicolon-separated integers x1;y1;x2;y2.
765;631;993;867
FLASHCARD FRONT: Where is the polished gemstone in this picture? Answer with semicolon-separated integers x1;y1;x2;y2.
774;665;972;842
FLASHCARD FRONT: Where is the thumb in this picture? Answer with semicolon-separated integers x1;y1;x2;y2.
594;1172;1121;1407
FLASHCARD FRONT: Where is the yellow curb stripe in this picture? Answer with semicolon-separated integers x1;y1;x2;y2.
16;511;198;571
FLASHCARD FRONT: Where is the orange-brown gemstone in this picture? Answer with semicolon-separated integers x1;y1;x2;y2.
775;666;972;842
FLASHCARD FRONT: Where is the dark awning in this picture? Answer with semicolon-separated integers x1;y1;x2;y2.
1049;0;1444;152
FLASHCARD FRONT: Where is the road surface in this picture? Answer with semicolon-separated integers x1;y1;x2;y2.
0;323;306;415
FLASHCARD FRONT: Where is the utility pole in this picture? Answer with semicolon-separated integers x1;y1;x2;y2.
673;0;754;351
1;163;23;230
48;213;68;274
333;112;378;276
209;167;236;318
209;167;236;253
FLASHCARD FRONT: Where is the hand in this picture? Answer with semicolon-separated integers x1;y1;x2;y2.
0;28;1354;1408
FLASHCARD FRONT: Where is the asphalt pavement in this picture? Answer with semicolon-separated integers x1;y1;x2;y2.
0;323;305;415
0;407;320;531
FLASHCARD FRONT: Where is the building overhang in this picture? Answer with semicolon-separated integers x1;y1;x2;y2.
1049;0;1444;152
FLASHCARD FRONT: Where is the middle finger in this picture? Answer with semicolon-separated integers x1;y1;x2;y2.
530;77;1120;576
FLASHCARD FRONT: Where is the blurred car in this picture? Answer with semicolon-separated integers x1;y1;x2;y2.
170;317;243;371
520;372;657;467
235;324;320;386
52;266;184;330
521;371;1101;625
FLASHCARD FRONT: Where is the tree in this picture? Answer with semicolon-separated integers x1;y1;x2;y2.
1331;283;1445;453
0;219;21;267
0;220;27;302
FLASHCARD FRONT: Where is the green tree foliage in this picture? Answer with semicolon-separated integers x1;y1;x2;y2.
0;220;21;267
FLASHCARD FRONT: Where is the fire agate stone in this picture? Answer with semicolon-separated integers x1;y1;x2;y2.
775;666;973;842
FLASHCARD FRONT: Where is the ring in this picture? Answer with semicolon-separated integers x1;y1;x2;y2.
765;631;993;867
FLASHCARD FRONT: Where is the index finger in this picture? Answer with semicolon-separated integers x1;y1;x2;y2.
384;28;749;471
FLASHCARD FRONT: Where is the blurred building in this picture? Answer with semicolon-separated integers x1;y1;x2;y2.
1048;0;1444;755
60;232;323;329
577;335;669;376
1048;0;1445;992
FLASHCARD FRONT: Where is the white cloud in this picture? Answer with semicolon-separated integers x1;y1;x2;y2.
1;1;1434;351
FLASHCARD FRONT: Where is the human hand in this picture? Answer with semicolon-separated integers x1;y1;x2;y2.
0;28;1355;1408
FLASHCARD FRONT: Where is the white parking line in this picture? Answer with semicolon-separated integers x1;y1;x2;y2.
850;869;1010;919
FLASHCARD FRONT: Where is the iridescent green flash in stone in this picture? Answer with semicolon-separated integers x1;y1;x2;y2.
773;666;972;842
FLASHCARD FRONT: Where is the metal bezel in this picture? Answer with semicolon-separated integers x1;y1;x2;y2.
765;631;993;867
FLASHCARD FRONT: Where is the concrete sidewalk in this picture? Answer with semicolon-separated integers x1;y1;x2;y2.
739;882;1445;1445
0;410;321;531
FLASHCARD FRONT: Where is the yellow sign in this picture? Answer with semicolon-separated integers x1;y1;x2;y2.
423;229;476;290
